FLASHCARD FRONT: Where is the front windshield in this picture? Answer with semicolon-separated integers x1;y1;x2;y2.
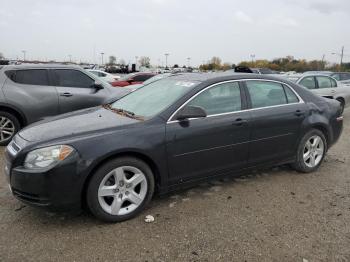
111;79;199;118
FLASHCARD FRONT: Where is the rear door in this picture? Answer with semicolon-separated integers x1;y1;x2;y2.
244;80;307;166
166;81;251;184
2;69;59;123
51;69;109;113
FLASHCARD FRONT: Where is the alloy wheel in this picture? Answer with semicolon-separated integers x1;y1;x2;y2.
303;135;324;168
98;166;148;216
0;117;15;143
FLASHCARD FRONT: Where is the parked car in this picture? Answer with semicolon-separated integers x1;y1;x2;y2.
234;66;276;75
5;73;343;222
88;69;121;84
111;72;156;87
0;65;129;145
285;74;350;113
125;73;173;91
330;72;350;82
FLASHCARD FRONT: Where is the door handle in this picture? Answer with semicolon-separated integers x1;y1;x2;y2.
233;118;247;126
60;92;73;97
294;110;304;117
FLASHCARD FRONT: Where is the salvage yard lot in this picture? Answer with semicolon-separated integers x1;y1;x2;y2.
0;111;349;262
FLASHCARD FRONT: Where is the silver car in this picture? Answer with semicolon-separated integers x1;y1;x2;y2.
0;64;128;145
285;74;350;113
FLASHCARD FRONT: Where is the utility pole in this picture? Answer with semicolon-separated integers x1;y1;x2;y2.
164;53;169;69
340;46;344;68
187;57;191;67
250;54;255;64
68;55;72;63
100;52;104;66
22;50;26;61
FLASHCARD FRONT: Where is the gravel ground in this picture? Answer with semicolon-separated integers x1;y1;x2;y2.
0;110;350;262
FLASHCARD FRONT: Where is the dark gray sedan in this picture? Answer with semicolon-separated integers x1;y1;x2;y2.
5;73;343;222
0;64;128;145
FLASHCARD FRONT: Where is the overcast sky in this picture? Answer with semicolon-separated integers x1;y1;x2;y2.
1;0;349;66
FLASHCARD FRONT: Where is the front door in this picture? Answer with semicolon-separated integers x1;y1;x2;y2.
166;81;251;185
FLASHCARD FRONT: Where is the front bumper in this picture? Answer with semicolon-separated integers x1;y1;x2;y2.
5;145;84;211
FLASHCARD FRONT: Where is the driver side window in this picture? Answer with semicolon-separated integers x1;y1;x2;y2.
187;82;242;115
299;76;316;89
54;69;94;88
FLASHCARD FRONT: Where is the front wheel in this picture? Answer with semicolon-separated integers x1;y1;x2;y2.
292;129;327;173
0;111;20;146
86;157;155;222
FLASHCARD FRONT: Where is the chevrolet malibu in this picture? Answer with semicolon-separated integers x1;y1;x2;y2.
5;73;343;222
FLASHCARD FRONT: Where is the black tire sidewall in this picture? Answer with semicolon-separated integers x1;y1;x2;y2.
0;111;20;146
294;129;327;173
86;157;155;222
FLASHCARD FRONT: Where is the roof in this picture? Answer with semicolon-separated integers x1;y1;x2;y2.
1;64;83;70
167;72;286;83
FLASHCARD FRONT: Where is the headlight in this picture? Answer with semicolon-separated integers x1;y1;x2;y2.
24;145;74;169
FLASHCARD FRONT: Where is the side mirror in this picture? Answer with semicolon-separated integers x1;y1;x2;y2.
176;106;207;120
127;79;134;83
93;81;104;90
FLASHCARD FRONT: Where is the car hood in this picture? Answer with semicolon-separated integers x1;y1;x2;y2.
18;106;142;142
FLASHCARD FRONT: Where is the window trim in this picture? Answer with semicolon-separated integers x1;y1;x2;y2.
167;79;304;124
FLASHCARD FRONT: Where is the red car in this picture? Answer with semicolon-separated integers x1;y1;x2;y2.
111;72;156;87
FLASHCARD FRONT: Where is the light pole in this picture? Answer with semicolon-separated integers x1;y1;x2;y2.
68;55;72;63
22;50;26;61
164;53;169;69
250;54;255;64
100;52;104;66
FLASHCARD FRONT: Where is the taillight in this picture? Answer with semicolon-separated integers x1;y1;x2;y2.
336;116;344;122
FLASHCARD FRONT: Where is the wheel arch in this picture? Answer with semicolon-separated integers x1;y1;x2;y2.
309;123;331;146
0;103;27;127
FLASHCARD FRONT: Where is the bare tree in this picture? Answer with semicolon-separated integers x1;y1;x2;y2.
139;56;151;68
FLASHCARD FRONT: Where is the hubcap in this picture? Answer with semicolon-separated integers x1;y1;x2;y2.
0;117;15;142
303;135;324;168
98;166;148;216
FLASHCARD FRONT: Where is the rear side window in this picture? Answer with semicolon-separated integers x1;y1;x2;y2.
7;69;49;86
246;81;287;108
283;85;299;103
54;69;94;88
299;76;316;89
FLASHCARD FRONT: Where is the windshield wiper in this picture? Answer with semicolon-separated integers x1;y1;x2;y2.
103;104;144;120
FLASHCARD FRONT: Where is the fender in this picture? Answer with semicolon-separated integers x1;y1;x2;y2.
0;102;28;126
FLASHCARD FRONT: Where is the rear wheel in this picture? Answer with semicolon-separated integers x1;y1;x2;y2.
0;111;20;146
292;129;327;173
86;157;155;222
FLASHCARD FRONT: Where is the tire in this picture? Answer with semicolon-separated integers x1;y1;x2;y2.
86;157;155;222
292;129;327;173
0;111;20;146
